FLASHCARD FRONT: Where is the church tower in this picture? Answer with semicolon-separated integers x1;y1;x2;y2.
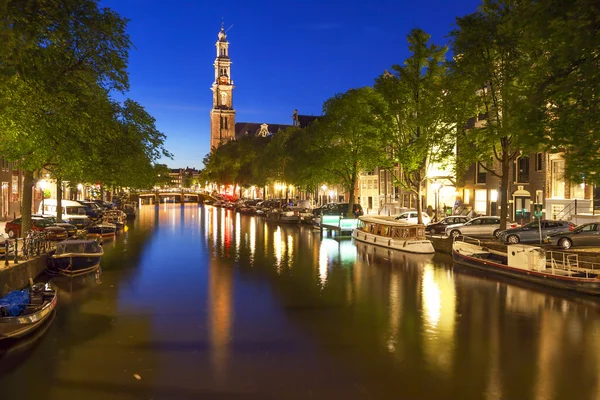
210;25;236;150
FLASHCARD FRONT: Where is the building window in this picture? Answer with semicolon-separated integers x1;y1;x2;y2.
474;189;487;214
535;153;543;171
475;163;486;184
571;182;585;199
514;156;530;183
220;116;228;130
551;160;565;198
379;170;385;193
464;189;470;204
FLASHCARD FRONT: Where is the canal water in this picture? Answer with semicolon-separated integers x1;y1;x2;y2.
1;204;600;399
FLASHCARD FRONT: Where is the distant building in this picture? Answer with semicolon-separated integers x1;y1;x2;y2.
167;167;201;189
0;159;24;220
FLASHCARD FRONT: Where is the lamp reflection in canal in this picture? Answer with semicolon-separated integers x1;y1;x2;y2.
274;226;283;272
387;273;402;353
421;263;456;372
317;238;357;288
249;216;256;263
208;258;233;383
234;212;241;261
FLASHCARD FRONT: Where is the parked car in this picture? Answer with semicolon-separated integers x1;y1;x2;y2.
545;222;600;250
498;219;575;244
5;216;68;240
394;211;431;225
38;199;90;229
33;214;78;237
425;216;471;234
445;216;519;238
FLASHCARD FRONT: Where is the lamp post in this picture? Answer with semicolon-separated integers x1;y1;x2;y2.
431;182;442;222
39;179;47;214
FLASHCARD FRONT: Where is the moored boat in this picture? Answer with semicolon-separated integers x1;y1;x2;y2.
265;209;302;224
452;238;600;295
48;239;104;276
352;216;435;254
0;283;57;340
86;222;117;239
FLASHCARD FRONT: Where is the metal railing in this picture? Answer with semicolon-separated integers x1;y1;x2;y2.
554;200;578;221
547;250;600;278
2;230;55;266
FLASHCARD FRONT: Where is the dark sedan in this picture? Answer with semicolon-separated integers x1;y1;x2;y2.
498;219;575;244
33;215;78;237
5;217;68;240
425;216;470;234
545;222;600;250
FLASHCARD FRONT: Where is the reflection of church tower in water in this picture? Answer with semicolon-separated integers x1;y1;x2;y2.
210;24;236;150
207;207;234;382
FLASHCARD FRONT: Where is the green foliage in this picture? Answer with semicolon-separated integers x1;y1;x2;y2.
375;28;453;223
0;0;171;231
449;1;536;229
515;0;600;184
309;87;388;215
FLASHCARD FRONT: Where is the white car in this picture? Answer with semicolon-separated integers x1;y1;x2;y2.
394;211;431;225
445;216;519;238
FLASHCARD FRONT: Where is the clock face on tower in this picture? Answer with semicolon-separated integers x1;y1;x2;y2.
219;76;228;84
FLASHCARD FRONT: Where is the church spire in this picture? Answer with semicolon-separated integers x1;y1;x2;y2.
210;24;236;150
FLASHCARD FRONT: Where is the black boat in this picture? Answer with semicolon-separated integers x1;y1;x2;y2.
0;283;57;340
48;239;104;276
86;222;117;239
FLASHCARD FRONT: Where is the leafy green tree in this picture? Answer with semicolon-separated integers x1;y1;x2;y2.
375;28;453;224
310;87;388;217
0;0;131;234
450;1;533;230
515;0;600;185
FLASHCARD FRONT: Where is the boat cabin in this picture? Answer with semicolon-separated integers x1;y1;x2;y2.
357;217;426;240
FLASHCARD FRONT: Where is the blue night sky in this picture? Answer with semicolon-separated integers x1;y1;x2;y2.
101;0;482;168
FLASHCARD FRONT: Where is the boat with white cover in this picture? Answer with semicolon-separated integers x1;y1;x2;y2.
352;216;435;254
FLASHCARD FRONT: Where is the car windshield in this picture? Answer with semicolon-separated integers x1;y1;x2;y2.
66;206;87;215
34;219;53;228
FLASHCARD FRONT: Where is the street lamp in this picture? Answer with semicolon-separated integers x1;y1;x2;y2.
39;179;47;214
431;182;442;222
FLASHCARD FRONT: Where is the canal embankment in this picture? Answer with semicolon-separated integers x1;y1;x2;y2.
0;255;47;297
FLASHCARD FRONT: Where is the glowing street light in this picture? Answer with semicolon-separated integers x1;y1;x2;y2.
431;181;442;222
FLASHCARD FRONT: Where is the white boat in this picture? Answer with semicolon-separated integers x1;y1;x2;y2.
352;216;435;254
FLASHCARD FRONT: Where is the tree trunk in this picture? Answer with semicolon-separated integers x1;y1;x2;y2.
499;153;511;231
347;168;358;218
56;177;63;221
21;170;34;238
416;171;424;225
